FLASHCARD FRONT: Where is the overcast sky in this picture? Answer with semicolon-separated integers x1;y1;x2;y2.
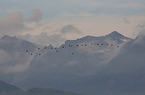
0;0;145;46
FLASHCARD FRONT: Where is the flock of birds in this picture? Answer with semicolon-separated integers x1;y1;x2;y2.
26;43;120;56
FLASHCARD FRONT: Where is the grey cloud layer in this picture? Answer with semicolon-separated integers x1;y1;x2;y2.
1;0;145;19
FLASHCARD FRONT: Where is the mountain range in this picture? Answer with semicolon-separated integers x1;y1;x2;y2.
0;31;145;95
0;81;83;95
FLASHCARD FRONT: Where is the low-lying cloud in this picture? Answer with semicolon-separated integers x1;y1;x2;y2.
61;24;82;34
134;22;145;44
26;9;43;22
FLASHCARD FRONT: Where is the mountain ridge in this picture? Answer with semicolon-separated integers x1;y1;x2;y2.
0;31;144;95
65;31;131;45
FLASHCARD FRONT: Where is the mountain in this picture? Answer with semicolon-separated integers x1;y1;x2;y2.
0;80;84;95
0;35;36;51
86;35;145;95
0;80;21;94
105;31;131;42
65;31;131;44
25;88;84;95
9;31;132;93
0;32;133;95
0;35;37;83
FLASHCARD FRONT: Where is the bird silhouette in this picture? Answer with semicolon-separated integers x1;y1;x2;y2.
25;42;120;56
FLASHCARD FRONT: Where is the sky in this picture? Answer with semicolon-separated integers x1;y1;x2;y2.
0;0;145;46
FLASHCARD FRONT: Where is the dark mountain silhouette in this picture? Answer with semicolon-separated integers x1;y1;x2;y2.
0;80;84;95
0;80;21;94
26;88;84;95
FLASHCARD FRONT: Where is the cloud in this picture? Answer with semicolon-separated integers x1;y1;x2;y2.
119;3;145;10
134;22;145;36
61;24;82;34
133;22;145;44
35;32;66;46
18;24;83;46
0;11;25;36
1;60;31;74
26;9;43;22
19;32;66;47
123;17;130;24
0;9;43;37
0;49;34;74
0;50;12;64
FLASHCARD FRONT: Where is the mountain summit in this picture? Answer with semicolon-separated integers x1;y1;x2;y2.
106;31;124;37
105;31;131;43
